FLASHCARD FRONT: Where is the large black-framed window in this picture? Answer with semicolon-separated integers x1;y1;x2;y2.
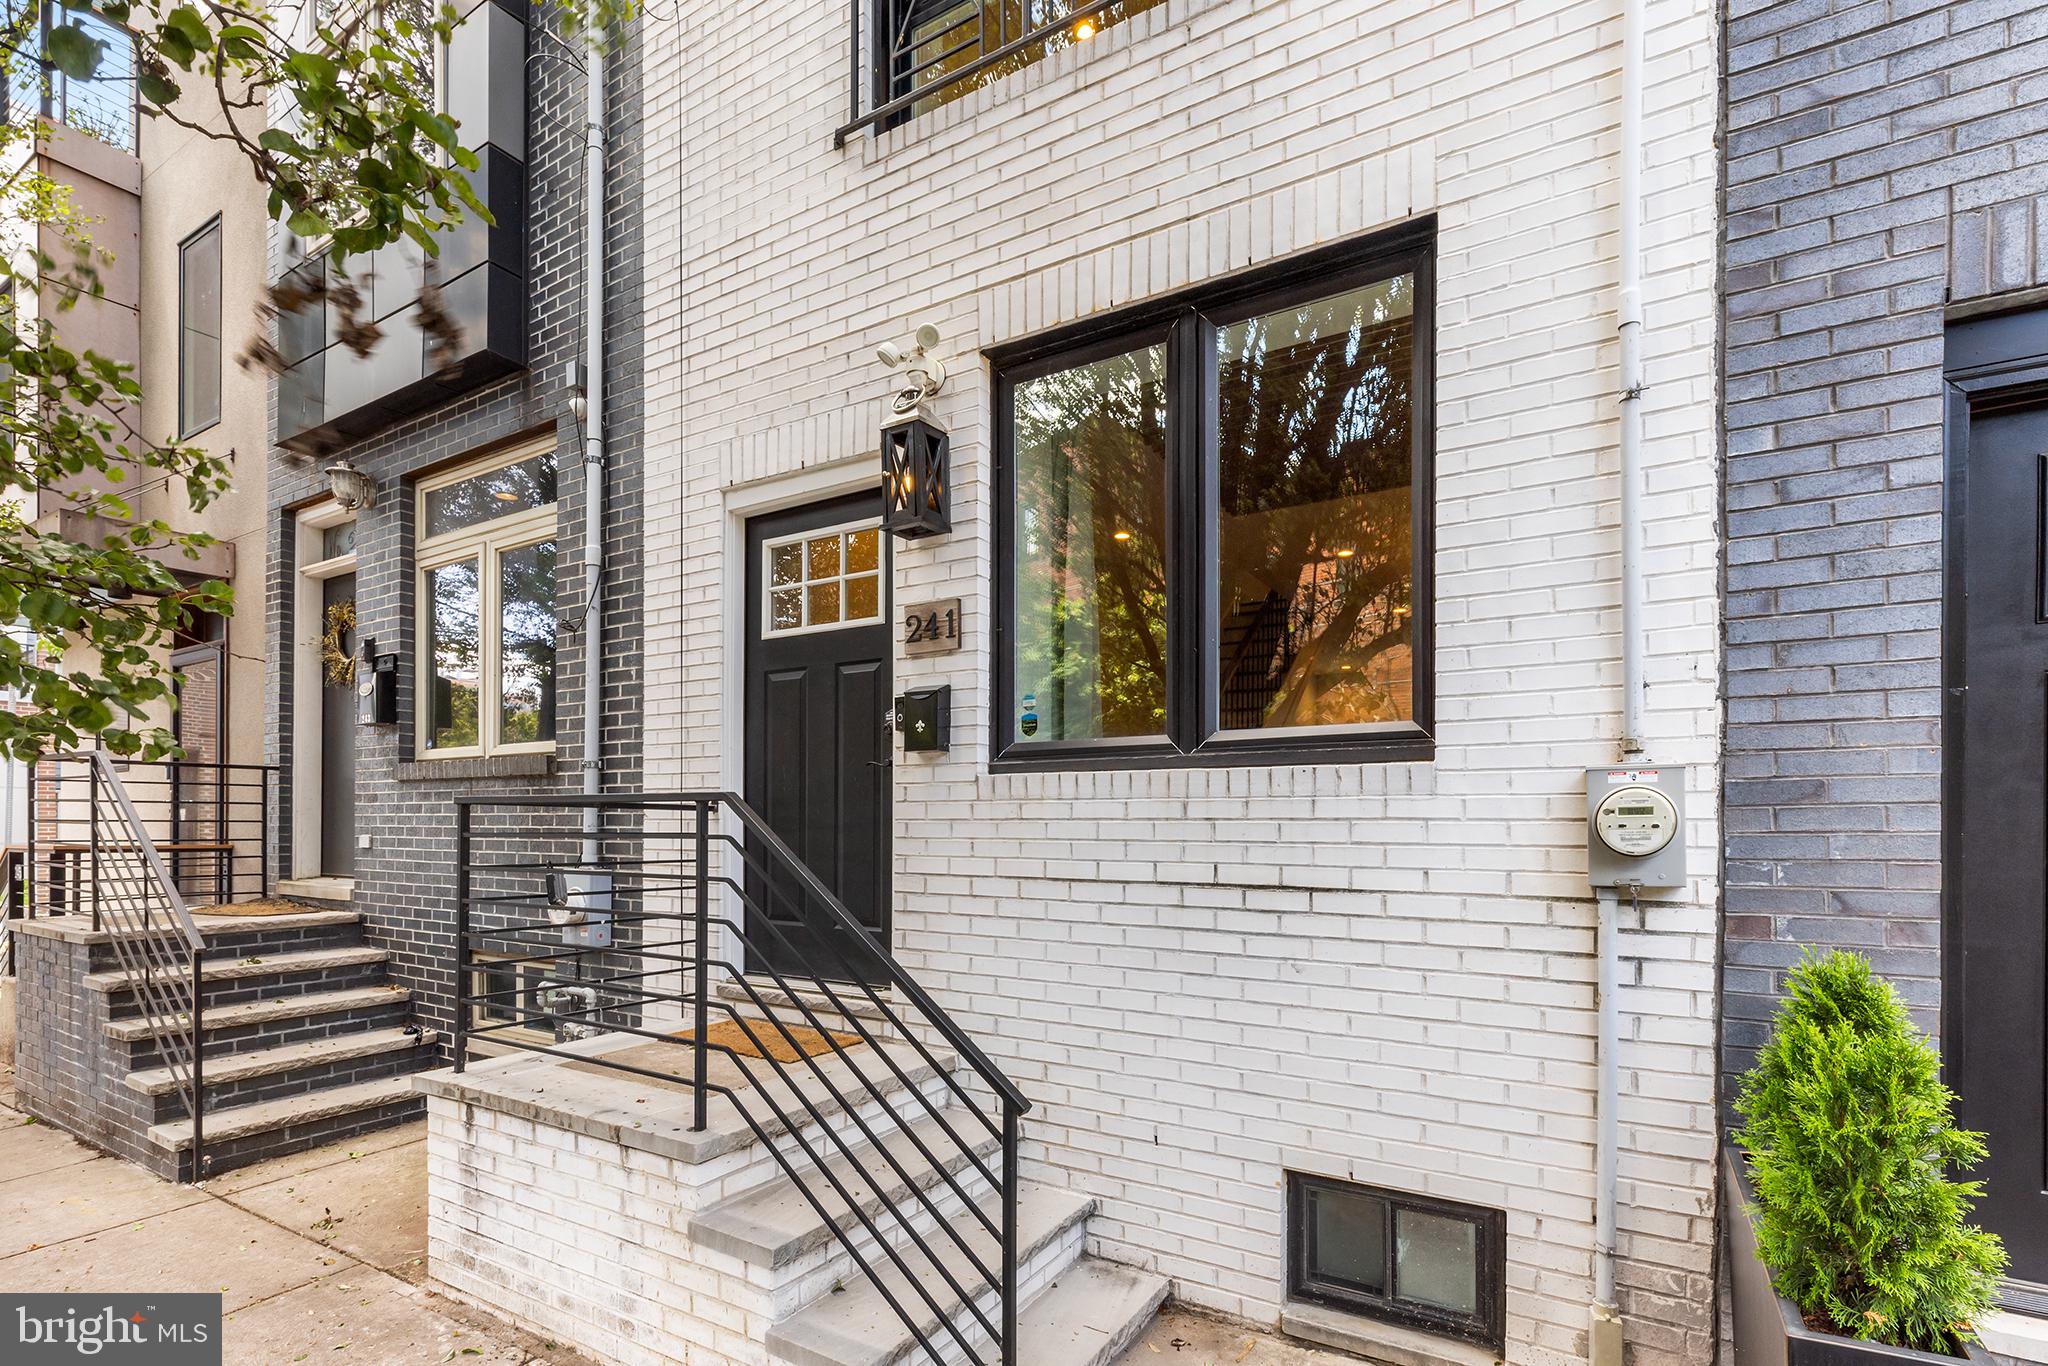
991;223;1436;771
178;216;223;438
1287;1172;1506;1352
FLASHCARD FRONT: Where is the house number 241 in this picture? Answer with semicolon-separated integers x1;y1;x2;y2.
903;598;962;656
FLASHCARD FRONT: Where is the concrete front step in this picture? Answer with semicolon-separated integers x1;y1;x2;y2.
147;1072;422;1153
103;983;412;1043
85;945;388;994
1016;1260;1171;1366
124;1026;439;1096
720;977;901;1031
691;1111;1004;1268
766;1182;1095;1366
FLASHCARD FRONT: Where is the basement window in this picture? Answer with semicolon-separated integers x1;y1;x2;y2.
1286;1172;1505;1352
467;954;557;1046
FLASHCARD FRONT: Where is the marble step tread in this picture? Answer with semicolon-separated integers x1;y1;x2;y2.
766;1181;1094;1366
692;1110;1003;1267
148;1072;421;1153
85;945;387;993
1016;1259;1172;1366
103;984;412;1042
125;1026;438;1096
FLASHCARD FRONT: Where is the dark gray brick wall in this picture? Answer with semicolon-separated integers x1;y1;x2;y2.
264;18;644;1038
1722;0;2048;1091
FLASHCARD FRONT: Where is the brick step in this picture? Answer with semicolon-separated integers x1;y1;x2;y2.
765;1183;1094;1366
104;983;413;1044
86;945;388;995
147;1072;422;1155
124;1026;439;1097
691;1112;1003;1269
85;910;364;970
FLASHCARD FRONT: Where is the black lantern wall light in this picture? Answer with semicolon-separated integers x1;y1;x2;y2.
877;324;950;539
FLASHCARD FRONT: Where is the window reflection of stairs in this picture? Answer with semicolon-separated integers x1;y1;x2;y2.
1220;591;1291;730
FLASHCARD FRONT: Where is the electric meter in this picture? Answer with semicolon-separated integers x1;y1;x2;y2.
1586;766;1686;889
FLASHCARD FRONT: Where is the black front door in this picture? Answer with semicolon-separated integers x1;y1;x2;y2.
1951;390;2048;1286
743;495;891;982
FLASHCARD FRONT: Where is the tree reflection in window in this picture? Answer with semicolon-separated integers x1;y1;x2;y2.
1218;274;1415;730
423;450;556;538
427;559;480;749
499;541;557;743
1011;342;1168;744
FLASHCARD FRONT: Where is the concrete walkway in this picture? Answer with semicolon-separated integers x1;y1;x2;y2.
0;1061;593;1365
0;1058;1357;1366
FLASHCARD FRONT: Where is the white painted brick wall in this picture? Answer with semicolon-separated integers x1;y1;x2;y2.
638;1;1721;1363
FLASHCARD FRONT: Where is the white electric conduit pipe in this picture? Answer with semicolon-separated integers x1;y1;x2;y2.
580;31;607;859
1594;0;1646;1355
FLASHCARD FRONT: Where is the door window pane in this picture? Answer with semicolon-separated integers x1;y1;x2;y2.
1217;274;1416;730
762;524;884;635
1009;342;1168;744
423;451;558;538
499;541;557;745
1394;1208;1479;1317
427;559;480;749
179;220;222;435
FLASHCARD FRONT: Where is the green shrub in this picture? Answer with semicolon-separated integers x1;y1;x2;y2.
1734;951;2005;1355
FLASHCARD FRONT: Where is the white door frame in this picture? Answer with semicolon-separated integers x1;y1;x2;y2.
291;501;358;881
716;455;882;979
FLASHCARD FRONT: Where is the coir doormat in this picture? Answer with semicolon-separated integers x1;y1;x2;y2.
670;1017;864;1064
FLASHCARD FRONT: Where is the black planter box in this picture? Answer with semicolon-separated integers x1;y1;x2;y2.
1724;1150;1997;1366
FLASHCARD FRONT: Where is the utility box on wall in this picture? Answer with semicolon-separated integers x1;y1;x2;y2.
1586;765;1687;889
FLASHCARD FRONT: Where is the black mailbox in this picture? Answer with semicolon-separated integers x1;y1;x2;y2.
895;686;951;754
358;637;400;725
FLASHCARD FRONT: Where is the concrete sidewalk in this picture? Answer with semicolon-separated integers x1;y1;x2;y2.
0;1058;1359;1366
0;1061;593;1365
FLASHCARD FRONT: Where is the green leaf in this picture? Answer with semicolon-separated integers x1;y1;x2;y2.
43;24;105;80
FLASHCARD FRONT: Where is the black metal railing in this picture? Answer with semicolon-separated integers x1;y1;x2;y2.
836;0;1167;144
27;756;275;918
1;846;24;977
451;792;1030;1366
35;753;208;1174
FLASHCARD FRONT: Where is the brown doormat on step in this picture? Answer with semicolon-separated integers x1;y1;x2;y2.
187;898;331;917
670;1018;863;1064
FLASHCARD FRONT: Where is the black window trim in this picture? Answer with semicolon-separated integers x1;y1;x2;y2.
989;220;1438;772
177;214;223;440
1286;1170;1507;1353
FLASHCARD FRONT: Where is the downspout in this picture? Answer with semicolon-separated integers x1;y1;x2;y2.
1594;0;1647;1357
580;29;607;855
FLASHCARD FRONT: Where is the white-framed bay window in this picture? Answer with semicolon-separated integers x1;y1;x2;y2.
416;441;560;759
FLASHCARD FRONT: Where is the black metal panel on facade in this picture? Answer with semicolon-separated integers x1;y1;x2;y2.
275;2;530;455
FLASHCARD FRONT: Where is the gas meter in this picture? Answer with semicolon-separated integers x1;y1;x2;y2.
1586;766;1685;889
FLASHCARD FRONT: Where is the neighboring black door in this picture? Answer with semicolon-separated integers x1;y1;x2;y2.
1952;393;2048;1286
320;573;357;878
743;495;890;982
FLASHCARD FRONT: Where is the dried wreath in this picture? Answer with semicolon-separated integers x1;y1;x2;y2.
321;600;357;686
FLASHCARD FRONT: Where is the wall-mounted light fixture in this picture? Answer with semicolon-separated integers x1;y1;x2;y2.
881;412;949;539
324;458;376;511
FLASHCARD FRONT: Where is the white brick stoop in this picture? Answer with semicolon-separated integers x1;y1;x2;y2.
417;1037;1168;1366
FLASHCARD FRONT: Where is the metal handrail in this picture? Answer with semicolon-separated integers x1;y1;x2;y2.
457;791;1031;1115
77;753;207;1177
451;792;1030;1365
